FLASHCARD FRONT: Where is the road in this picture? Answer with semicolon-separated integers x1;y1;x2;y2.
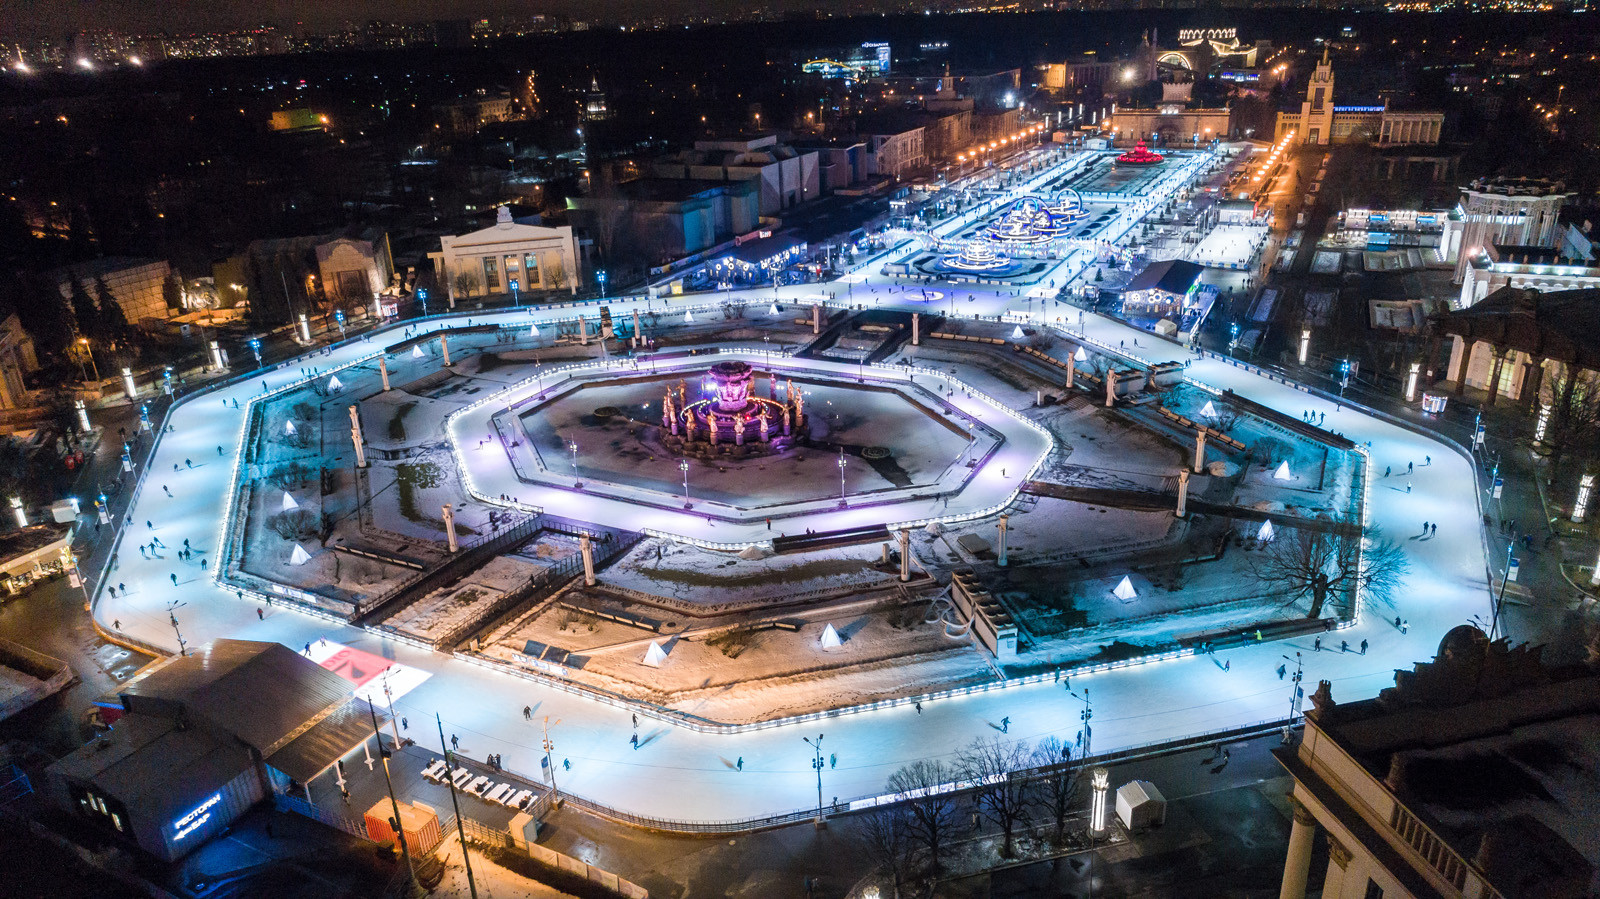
84;145;1490;824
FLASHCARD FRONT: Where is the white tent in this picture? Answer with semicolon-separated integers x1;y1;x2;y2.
769;303;781;316
289;543;312;566
642;641;668;667
1012;325;1025;339
530;323;540;338
328;375;343;392
412;345;425;358
1200;400;1217;419
281;492;299;511
1273;461;1293;481
1258;519;1276;542
1113;575;1138;601
1115;780;1167;830
1075;346;1089;362
284;420;297;435
684;310;695;324
738;545;766;561
820;623;843;651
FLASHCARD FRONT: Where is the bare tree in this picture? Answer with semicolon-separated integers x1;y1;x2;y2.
1205;402;1245;434
958;737;1034;859
855;804;920;899
1245;518;1409;618
885;760;963;876
1541;364;1600;485
452;267;482;301
1029;735;1081;845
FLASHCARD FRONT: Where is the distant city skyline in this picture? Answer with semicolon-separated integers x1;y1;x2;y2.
0;0;713;40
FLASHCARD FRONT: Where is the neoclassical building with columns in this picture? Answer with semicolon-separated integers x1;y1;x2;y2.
1274;626;1598;899
1432;286;1600;408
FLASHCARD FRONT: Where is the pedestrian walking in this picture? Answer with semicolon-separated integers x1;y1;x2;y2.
1341;640;1349;652
258;608;264;620
1223;659;1231;671
1407;461;1413;474
1001;716;1010;733
1360;639;1368;654
451;734;459;750
1314;637;1321;651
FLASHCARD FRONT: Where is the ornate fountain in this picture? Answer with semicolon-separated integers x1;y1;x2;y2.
661;360;804;457
1115;140;1166;166
984;196;1073;244
939;240;1013;273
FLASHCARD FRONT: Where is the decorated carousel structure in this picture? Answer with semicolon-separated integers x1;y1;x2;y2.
1115;140;1166;166
661;360;804;457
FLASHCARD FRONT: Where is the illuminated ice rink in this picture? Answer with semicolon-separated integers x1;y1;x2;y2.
93;148;1490;823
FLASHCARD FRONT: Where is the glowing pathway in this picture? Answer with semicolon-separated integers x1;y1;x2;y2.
92;151;1489;823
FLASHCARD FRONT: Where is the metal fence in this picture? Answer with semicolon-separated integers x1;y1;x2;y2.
452;813;648;898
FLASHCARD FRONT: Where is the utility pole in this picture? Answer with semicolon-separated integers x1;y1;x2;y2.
803;734;825;821
542;716;561;803
368;702;416;890
166;599;188;656
435;714;478;899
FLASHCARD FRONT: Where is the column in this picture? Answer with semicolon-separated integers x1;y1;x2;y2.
912;313;920;346
1451;338;1471;396
441;335;452;367
633;310;642;348
1279;796;1318;899
1485;347;1507;407
997;515;1009;567
1520;357;1544;409
349;405;367;469
1176;469;1190;518
379;357;391;392
897;529;911;582
1105;369;1118;408
1193;430;1208;474
580;533;596;586
442;504;458;553
1323;833;1352;899
812;304;822;335
1065;351;1075;389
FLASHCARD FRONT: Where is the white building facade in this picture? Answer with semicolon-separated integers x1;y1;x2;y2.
430;207;580;304
1441;177;1571;283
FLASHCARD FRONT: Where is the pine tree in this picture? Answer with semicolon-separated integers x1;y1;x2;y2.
95;277;131;346
69;277;101;339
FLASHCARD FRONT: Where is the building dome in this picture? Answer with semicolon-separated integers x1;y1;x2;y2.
1437;624;1489;664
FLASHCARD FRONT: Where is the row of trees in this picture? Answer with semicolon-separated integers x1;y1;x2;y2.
858;736;1082;898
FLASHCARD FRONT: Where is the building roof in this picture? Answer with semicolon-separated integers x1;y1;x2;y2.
726;233;806;265
1126;259;1203;295
49;257;168;286
1298;627;1600;899
611;177;747;202
1435;286;1600;371
115;639;356;758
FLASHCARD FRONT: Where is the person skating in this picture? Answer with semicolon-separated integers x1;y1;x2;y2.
1360;639;1368;654
1000;716;1010;733
736;757;743;771
630;733;639;750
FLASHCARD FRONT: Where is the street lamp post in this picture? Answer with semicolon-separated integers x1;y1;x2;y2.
568;440;582;488
1070;687;1093;758
1491;543;1514;642
166;599;188;656
837;450;848;508
1228;323;1240;356
249;337;262;367
1339;359;1352;398
679;458;691;509
803;734;825;820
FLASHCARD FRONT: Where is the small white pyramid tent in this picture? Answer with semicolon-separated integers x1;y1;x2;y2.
1075;346;1089;362
820;623;843;650
1113;575;1138;601
1200;400;1217;419
281;492;299;511
769;303;781;316
412;345;425;358
1012;325;1026;339
684;310;695;324
530;323;540;338
1258;519;1276;542
328;375;343;391
284;420;297;435
289;543;312;566
642;641;668;667
1273;461;1292;481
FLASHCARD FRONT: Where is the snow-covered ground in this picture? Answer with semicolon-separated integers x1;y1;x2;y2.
91;145;1489;823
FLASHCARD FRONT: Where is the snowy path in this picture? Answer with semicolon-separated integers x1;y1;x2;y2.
92;157;1488;824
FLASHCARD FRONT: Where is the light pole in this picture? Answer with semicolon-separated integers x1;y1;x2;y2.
837;450;848;508
542;716;560;801
1283;651;1304;724
78;337;100;381
368;702;416;890
1339;359;1352;398
249;337;262;367
1070;687;1092;758
1228;322;1240;356
597;269;608;299
436;714;479;899
803;734;825;820
568;439;582;488
1491;543;1514;642
335;309;346;339
679;458;691;509
166;599;188;656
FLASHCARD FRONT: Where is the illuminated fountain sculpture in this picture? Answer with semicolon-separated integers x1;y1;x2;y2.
985;197;1073;244
1115;140;1166;166
1047;188;1091;225
940;240;1013;273
662;360;802;457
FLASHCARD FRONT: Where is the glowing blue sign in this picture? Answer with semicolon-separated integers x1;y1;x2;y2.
172;793;221;841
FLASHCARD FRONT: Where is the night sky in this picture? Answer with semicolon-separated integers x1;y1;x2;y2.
0;0;675;38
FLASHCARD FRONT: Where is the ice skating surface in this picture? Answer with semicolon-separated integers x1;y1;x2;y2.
94;154;1488;824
